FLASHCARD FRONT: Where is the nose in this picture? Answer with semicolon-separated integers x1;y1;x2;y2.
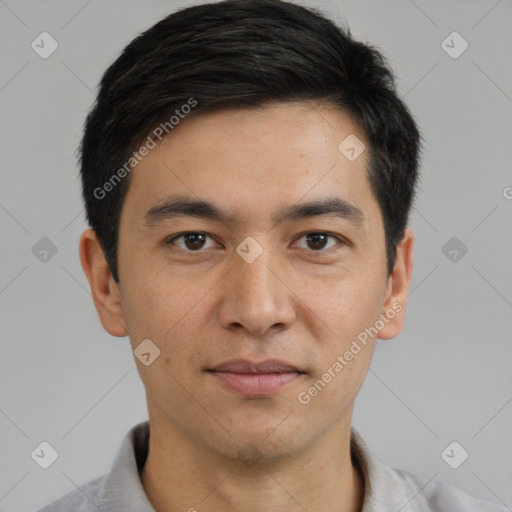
217;243;296;337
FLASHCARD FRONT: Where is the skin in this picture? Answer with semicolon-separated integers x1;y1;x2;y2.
80;100;414;512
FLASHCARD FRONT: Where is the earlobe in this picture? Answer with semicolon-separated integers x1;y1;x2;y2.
377;228;414;340
79;228;129;337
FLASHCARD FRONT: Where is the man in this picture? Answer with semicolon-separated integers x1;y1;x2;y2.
37;0;507;510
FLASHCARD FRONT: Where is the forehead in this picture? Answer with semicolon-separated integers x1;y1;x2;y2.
121;101;379;230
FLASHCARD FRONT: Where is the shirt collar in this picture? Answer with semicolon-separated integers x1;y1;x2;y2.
102;421;155;511
102;420;411;512
350;427;413;511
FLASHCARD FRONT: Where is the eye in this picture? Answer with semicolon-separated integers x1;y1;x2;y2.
166;232;219;251
293;232;344;252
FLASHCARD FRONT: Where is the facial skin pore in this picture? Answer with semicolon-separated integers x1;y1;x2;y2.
80;101;414;512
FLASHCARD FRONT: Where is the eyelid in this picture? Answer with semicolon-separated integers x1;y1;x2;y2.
291;231;348;251
166;232;221;250
166;231;349;252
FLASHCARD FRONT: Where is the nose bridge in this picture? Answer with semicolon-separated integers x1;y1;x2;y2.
238;247;276;302
219;239;295;335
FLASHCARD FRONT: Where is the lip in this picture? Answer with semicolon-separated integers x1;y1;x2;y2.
207;359;305;396
210;358;302;373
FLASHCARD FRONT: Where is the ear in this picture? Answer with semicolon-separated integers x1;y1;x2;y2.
377;228;414;340
79;228;128;337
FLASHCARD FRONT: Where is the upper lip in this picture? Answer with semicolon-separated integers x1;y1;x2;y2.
209;359;303;374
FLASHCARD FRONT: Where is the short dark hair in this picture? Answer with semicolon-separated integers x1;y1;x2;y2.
80;0;421;284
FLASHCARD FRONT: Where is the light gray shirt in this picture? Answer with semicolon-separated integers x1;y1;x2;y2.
37;420;507;512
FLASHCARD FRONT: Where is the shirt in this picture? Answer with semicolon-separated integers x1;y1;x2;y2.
37;420;508;512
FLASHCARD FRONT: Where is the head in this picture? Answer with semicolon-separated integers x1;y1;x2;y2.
80;0;419;462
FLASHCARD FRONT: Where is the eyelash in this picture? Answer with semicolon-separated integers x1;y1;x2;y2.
165;231;347;253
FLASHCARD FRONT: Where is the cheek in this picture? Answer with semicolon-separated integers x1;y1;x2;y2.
308;279;382;386
300;289;378;411
307;275;384;339
121;265;208;339
120;275;217;401
122;287;204;412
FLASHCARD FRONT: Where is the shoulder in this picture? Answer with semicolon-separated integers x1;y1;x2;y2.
35;420;152;512
350;428;507;512
392;467;508;512
35;475;107;512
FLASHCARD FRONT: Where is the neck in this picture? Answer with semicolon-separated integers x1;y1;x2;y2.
140;415;364;512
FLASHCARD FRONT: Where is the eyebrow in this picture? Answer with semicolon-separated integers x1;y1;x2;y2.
143;194;365;227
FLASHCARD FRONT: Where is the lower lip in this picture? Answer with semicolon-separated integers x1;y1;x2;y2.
209;371;303;396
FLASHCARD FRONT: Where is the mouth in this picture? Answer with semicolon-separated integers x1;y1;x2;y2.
206;359;306;396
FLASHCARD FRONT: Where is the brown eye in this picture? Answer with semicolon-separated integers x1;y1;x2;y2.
183;233;206;250
306;233;328;250
167;232;217;251
294;232;342;252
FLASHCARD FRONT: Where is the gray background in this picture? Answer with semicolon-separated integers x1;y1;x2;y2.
1;0;511;511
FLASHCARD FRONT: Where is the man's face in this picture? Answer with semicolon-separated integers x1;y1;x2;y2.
103;101;408;460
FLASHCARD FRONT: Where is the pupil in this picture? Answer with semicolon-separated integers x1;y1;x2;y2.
185;233;205;250
307;233;327;250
